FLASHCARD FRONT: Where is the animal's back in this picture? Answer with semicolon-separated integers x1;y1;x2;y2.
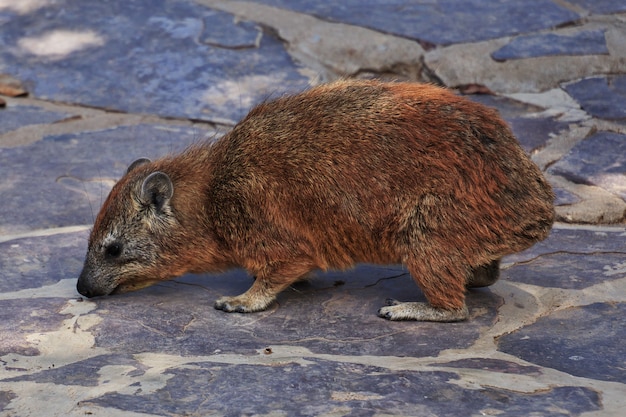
208;80;553;270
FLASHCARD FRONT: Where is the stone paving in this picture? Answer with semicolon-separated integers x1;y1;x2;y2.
0;1;625;416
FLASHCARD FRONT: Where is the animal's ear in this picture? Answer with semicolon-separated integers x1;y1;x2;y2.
140;172;173;212
127;158;152;174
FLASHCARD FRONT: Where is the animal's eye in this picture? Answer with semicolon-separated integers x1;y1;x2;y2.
105;242;123;259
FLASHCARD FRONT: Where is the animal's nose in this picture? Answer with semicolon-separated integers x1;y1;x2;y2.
76;274;95;298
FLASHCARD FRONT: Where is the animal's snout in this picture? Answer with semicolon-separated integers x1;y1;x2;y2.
76;275;95;298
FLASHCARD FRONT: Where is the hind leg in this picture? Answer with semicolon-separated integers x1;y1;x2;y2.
467;259;500;288
378;253;470;322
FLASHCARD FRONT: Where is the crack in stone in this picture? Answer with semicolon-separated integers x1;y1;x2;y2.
502;249;626;270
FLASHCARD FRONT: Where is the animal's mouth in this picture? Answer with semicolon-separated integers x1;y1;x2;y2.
111;280;159;294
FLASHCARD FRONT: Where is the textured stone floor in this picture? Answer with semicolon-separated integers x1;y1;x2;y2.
1;1;625;416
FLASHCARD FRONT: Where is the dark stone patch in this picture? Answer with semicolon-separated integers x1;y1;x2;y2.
504;225;626;265
504;252;626;290
492;30;608;61
564;76;626;121
554;187;581;206
0;124;210;234
200;10;261;49
507;116;569;153
252;0;579;45
88;265;500;358
548;131;626;200
0;231;86;293
565;0;626;14
83;359;601;417
0;391;16;412
0;298;72;358
435;358;542;375
0;0;309;123
0;105;69;134
3;354;140;387
469;94;567;152
498;303;626;383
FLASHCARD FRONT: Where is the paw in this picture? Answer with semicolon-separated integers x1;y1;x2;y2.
378;301;468;322
214;295;273;313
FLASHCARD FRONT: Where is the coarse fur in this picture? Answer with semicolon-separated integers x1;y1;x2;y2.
77;79;555;322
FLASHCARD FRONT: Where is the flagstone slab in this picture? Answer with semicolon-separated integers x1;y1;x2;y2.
469;94;568;152
79;360;601;417
498;302;626;383
251;0;580;45
548;131;626;200
491;30;609;61
0;105;70;135
504;251;626;289
0;124;211;234
87;265;501;358
0;0;309;123
504;225;626;265
564;76;626;121
0;232;86;293
0;297;72;357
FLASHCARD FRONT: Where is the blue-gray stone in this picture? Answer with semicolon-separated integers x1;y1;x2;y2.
469;94;567;152
86;265;501;357
81;360;600;416
3;354;138;386
498;303;626;383
0;391;16;412
0;105;69;134
505;225;626;265
0;298;72;357
200;10;261;48
0;124;212;233
553;187;581;206
504;252;626;289
0;0;309;123
492;30;609;61
436;358;542;375
564;76;626;121
252;0;579;45
548;131;626;200
0;232;86;294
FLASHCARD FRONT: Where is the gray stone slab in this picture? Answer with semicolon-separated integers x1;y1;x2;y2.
0;232;86;294
79;360;600;416
0;1;310;123
0;105;69;134
498;302;626;383
504;225;626;265
565;0;626;14
0;124;211;234
504;252;626;289
554;187;581;206
200;11;261;48
252;0;579;45
0;298;72;357
469;94;568;152
436;358;542;376
0;391;16;412
548;131;626;200
87;265;501;357
564;76;626;121
492;30;609;61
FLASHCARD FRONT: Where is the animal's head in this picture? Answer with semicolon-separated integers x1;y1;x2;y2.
77;158;181;298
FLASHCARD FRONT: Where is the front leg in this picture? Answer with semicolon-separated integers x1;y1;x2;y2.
214;260;314;313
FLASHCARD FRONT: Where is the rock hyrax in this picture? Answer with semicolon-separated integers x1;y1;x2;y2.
77;79;554;322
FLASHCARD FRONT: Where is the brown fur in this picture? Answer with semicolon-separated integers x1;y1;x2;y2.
77;79;554;322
